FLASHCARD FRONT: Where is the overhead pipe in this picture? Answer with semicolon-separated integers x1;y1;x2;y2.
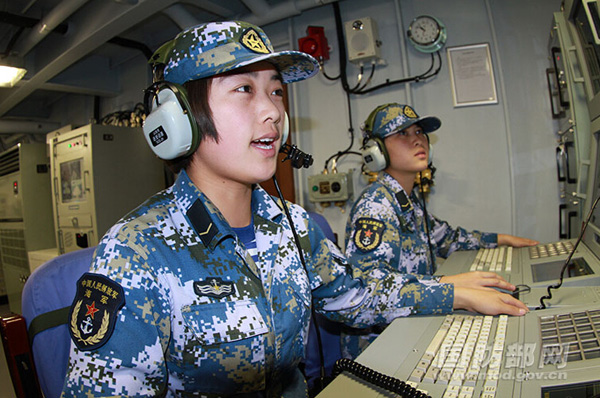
1;11;152;59
13;0;91;56
0;11;68;33
0;11;68;57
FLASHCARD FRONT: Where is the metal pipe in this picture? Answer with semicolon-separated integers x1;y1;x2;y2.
13;0;91;56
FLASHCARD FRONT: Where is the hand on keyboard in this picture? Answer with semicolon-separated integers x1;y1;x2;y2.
497;233;539;247
440;271;515;292
453;286;529;316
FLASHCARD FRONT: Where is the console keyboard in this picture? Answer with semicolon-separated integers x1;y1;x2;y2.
470;247;512;273
539;309;600;363
529;241;574;259
408;314;508;398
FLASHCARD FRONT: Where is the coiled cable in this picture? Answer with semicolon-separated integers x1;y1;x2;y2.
333;358;431;397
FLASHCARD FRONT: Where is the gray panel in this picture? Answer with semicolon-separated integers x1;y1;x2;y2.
318;304;600;398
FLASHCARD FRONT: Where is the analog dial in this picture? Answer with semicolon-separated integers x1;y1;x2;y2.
407;15;447;53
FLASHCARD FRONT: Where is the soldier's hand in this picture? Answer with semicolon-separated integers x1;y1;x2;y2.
453;287;529;316
497;234;539;247
440;271;515;292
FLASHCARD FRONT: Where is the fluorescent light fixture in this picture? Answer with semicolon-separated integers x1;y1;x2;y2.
0;65;27;87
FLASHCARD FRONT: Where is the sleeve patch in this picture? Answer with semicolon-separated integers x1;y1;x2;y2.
353;217;386;252
68;272;125;351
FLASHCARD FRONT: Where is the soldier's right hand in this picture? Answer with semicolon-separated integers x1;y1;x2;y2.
452;287;529;316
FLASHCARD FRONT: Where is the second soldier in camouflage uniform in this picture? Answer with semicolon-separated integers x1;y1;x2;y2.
342;103;537;358
60;23;479;398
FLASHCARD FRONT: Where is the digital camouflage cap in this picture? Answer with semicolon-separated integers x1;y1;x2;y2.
152;21;320;85
363;103;441;139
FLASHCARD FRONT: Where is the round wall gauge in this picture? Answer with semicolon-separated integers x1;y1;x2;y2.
407;15;447;53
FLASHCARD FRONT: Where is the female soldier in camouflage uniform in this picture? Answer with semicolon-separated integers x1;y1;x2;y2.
342;103;538;358
61;24;529;397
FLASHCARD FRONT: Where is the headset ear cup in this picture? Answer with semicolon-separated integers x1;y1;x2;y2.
281;112;289;144
142;81;198;160
428;142;433;165
361;137;389;172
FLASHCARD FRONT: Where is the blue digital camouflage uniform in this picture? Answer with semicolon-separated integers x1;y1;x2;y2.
61;170;454;397
341;172;498;358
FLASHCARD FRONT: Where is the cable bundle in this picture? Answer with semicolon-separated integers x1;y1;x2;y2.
100;103;148;127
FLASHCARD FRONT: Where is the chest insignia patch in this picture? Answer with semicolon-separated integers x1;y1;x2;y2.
353;217;386;252
68;273;125;351
194;277;235;299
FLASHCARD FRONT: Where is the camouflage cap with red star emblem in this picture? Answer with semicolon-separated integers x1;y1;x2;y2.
363;103;441;139
152;21;320;85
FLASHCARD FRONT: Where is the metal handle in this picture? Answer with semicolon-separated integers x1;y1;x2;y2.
551;47;570;108
83;170;91;192
576;159;590;199
568;211;578;240
567;46;585;83
559;204;568;239
565;141;577;184
58;229;65;254
547;68;564;119
556;145;566;182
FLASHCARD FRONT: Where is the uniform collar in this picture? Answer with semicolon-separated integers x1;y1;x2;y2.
173;170;285;250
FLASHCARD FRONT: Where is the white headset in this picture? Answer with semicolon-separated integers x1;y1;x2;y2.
361;136;390;172
143;81;198;160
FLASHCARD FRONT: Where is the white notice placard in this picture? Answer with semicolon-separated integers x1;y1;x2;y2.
447;43;498;107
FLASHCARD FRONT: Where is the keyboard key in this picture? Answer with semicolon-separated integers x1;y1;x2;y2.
423;366;440;383
409;368;425;383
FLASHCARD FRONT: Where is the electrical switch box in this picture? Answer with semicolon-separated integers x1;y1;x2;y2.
308;171;354;203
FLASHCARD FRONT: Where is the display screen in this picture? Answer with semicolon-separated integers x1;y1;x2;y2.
60;158;84;203
542;379;600;397
531;257;593;283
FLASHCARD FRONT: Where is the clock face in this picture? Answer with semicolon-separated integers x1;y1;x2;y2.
407;15;446;53
409;16;440;45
